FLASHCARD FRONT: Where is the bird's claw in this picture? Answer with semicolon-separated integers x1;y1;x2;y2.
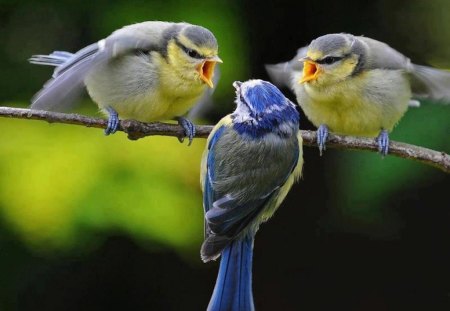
376;129;390;157
105;107;119;135
317;124;329;156
176;117;196;146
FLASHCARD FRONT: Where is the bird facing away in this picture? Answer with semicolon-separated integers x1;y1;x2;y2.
29;21;222;144
201;79;303;311
266;33;450;155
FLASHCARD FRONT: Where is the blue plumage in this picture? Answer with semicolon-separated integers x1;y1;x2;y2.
207;237;254;311
201;79;304;310
203;125;225;219
232;80;299;138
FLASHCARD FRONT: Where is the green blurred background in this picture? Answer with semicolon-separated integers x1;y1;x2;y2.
0;0;449;310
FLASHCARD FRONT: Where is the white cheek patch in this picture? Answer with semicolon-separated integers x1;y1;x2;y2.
233;99;254;123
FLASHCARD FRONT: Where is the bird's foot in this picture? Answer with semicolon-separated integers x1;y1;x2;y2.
105;107;119;135
176;117;196;146
376;129;390;157
317;124;329;156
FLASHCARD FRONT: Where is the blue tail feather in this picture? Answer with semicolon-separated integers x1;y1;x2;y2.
207;236;255;311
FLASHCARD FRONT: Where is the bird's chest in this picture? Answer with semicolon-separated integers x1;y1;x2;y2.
115;75;205;122
150;62;206;119
301;83;369;132
159;78;206;117
104;54;206;122
297;72;409;136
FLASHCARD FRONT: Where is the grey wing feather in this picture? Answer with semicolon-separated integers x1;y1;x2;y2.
52;51;74;59
29;51;74;68
30;43;100;111
201;191;275;262
410;64;450;103
265;62;293;89
52;44;99;78
30;33;163;111
359;36;450;103
201;128;299;261
265;46;307;89
357;36;411;70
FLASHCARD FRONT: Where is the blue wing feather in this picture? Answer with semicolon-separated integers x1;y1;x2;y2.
206;194;273;237
203;79;301;311
202;126;300;261
204;125;226;214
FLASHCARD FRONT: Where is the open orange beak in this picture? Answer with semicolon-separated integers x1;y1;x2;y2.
197;56;222;88
300;59;321;83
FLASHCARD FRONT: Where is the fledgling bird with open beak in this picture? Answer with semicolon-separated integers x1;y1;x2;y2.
266;33;450;155
29;21;222;144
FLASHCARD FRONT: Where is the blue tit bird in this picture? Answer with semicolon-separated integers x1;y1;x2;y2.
266;33;450;155
200;79;303;311
29;21;222;144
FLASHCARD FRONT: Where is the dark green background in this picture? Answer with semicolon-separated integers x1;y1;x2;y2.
0;0;449;310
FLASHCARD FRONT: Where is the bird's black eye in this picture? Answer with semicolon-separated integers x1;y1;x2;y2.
135;49;150;57
318;56;342;65
185;48;202;59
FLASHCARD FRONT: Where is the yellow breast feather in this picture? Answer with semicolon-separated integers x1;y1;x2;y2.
299;69;411;137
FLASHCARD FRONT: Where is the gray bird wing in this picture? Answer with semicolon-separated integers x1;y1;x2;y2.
29;51;74;68
409;64;450;103
265;46;307;89
31;43;99;111
358;36;450;103
357;36;412;71
201;125;299;261
30;33;165;111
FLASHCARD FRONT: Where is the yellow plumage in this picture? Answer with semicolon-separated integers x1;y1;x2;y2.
260;130;303;222
87;37;218;123
297;68;411;137
30;21;221;138
200;115;233;192
266;32;450;156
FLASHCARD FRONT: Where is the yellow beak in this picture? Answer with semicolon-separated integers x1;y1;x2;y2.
197;56;222;88
300;59;321;83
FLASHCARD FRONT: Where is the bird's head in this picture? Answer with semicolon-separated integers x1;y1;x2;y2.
232;79;299;137
167;24;221;88
299;33;362;87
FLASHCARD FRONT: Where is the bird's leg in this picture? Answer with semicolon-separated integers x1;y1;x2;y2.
104;106;120;135
376;129;390;157
175;116;196;146
317;124;329;156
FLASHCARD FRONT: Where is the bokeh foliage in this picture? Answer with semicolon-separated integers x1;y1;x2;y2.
323;104;449;238
0;117;206;253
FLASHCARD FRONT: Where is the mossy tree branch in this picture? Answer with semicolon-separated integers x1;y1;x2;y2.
1;106;449;173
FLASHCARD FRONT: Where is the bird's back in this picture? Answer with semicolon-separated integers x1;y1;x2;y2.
357;36;412;71
201;117;302;259
211;126;300;201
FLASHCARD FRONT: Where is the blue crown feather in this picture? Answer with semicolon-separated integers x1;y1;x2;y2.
232;80;299;138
